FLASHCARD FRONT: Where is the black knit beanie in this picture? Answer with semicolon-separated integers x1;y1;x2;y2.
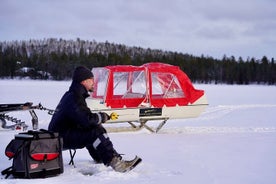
72;66;94;83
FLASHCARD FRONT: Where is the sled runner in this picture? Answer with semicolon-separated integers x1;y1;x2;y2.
87;62;208;132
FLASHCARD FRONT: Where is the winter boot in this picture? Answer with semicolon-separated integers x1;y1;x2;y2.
110;155;142;173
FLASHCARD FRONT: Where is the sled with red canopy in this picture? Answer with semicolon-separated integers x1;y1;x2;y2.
86;62;208;132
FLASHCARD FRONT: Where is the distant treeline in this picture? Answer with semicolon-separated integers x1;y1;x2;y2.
0;38;275;85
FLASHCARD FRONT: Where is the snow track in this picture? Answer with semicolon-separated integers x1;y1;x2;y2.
201;104;276;120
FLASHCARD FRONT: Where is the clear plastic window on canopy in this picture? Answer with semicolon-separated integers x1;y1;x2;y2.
113;71;146;98
92;68;109;98
151;72;185;98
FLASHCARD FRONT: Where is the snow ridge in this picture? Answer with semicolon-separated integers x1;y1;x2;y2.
201;104;276;120
160;126;276;134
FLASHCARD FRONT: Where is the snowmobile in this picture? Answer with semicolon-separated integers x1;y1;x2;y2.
87;62;208;132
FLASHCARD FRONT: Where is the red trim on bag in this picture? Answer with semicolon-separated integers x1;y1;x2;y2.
31;153;59;161
5;151;15;158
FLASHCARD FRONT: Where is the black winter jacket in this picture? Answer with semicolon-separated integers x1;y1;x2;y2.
48;82;101;134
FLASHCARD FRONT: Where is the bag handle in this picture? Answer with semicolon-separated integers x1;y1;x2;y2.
39;129;56;138
27;129;56;139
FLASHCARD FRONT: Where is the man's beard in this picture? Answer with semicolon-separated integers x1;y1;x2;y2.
88;87;94;93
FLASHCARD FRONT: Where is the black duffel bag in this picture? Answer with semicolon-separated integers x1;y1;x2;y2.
2;129;63;178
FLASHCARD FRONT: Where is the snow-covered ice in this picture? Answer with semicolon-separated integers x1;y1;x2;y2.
0;80;275;184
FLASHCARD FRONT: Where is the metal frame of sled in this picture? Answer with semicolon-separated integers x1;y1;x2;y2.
98;101;208;133
105;117;169;133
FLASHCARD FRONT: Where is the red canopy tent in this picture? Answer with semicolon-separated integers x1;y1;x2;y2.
91;62;204;108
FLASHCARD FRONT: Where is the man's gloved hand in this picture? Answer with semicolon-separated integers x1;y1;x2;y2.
99;112;110;123
110;112;119;120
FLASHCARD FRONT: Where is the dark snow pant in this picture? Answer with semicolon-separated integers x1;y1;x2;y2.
61;125;115;165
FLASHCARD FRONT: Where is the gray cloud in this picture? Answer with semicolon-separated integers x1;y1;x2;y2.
0;0;275;59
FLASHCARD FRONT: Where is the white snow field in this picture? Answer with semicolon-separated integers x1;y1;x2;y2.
0;80;276;184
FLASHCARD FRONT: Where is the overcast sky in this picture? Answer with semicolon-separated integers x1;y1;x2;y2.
0;0;275;59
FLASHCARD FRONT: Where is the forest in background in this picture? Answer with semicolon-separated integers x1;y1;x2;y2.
0;38;275;85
